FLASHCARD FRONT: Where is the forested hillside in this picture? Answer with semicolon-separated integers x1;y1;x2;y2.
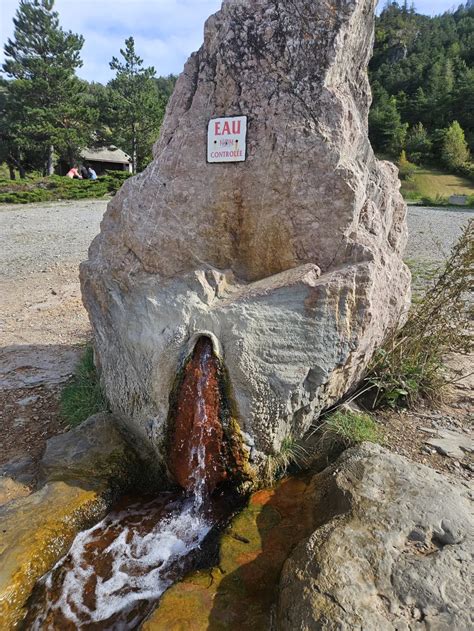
369;0;473;175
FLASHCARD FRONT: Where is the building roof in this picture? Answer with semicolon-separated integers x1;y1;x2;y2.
80;146;132;164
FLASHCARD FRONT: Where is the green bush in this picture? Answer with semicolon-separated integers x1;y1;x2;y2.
403;189;421;201
0;170;132;204
419;194;448;207
60;345;108;426
457;162;474;183
398;150;417;179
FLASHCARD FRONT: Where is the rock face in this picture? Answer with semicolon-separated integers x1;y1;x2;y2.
277;444;473;630
81;0;410;477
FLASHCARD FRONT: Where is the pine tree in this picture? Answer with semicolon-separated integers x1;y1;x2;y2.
2;0;93;175
406;122;432;164
442;120;470;170
369;88;408;155
108;37;164;173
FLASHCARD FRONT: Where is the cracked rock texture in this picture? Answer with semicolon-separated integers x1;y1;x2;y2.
277;443;474;630
81;0;410;478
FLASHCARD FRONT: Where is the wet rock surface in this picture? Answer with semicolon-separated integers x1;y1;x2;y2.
277;443;473;631
143;475;316;630
142;444;473;630
81;0;410;477
0;413;148;629
0;481;107;630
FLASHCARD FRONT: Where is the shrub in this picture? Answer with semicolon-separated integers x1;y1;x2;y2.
398;150;417;179
419;194;448;207
60;345;107;426
263;435;309;486
322;410;383;447
0;170;132;204
442;121;470;170
457;162;474;183
364;219;473;408
405;122;432;165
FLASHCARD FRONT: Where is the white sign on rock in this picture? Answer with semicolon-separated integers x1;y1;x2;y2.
207;116;247;163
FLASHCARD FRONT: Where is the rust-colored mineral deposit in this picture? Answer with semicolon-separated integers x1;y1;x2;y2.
168;337;228;494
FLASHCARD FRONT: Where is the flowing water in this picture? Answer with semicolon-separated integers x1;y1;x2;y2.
24;337;239;629
24;490;235;629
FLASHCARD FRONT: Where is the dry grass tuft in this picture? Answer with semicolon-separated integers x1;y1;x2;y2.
365;218;473;409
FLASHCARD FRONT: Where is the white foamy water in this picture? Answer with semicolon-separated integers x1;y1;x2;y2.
28;338;225;628
31;496;212;628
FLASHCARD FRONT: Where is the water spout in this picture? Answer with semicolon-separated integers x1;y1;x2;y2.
168;336;229;502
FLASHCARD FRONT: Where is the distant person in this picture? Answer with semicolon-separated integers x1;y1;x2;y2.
88;167;97;180
66;167;81;179
79;165;89;180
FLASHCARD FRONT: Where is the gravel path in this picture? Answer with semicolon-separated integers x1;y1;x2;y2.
0;200;474;346
0;200;471;351
405;205;473;263
0;199;106;281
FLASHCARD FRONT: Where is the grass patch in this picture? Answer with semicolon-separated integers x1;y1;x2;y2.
0;170;131;204
61;345;107;426
263;435;309;486
364;219;473;409
400;165;474;205
322;410;383;447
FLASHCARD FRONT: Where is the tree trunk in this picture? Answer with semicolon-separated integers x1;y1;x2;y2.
19;165;26;179
8;164;16;180
46;144;55;176
132;125;137;174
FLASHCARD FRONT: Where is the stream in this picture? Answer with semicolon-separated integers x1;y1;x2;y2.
23;336;241;629
23;489;237;629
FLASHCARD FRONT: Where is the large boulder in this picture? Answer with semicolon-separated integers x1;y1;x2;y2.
81;0;410;479
277;444;473;630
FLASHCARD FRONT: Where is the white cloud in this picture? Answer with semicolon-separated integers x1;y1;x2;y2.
0;0;461;84
0;0;222;83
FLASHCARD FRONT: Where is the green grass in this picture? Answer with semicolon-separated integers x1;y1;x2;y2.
0;170;131;204
322;410;383;447
400;165;474;205
60;345;107;427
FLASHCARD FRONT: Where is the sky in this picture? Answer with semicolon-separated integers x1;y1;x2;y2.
0;0;463;85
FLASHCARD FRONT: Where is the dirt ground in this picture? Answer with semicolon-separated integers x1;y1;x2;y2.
0;199;472;484
0;200;105;476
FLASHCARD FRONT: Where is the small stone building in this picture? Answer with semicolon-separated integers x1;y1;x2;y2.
79;146;132;175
